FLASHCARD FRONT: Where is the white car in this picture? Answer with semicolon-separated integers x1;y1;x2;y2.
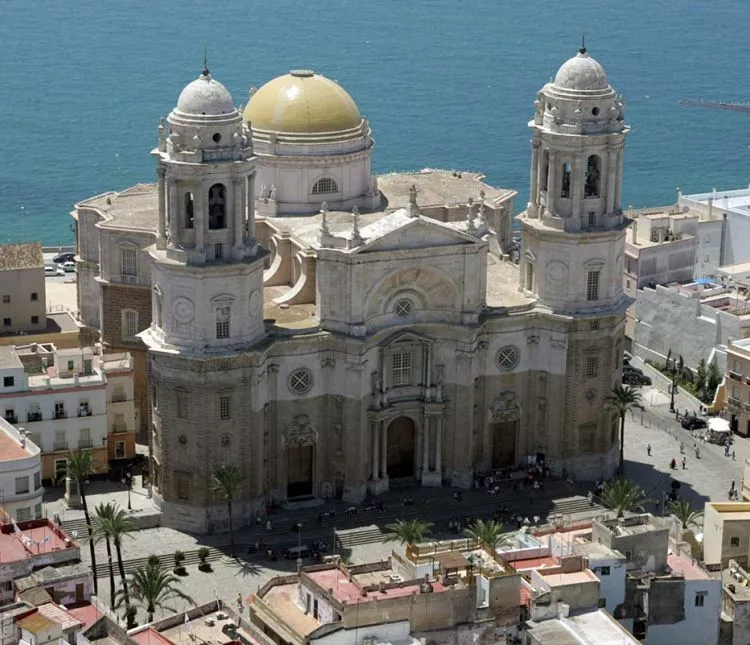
61;261;76;272
44;266;65;276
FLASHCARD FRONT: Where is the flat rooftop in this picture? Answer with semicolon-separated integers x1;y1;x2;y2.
0;520;75;562
0;345;23;369
262;583;323;636
684;187;750;216
0;242;44;271
538;568;599;587
526;608;639;644
78;184;158;233
0;425;34;462
706;502;750;520
305;568;448;605
158;610;260;645
667;553;710;580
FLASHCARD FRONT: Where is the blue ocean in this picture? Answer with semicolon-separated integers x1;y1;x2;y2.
1;0;749;246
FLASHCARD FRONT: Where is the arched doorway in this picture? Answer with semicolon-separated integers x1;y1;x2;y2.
491;420;518;468
287;444;314;499
387;416;415;479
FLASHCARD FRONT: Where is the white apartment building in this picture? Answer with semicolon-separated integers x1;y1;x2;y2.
0;345;109;481
0;420;42;522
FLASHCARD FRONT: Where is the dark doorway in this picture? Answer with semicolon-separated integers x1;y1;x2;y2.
387;417;415;478
491;420;518;468
75;583;84;604
731;415;739;434
287;445;314;498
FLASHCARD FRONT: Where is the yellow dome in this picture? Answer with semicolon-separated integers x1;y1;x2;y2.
244;70;362;134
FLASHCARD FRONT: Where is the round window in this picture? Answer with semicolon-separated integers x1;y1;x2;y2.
212;132;222;143
496;346;520;371
394;299;413;318
592;107;600;116
220;434;231;447
288;369;313;396
178;434;188;445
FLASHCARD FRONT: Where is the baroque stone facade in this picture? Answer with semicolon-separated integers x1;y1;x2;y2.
74;53;629;532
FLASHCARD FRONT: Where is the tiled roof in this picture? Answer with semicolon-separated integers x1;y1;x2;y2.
0;242;44;271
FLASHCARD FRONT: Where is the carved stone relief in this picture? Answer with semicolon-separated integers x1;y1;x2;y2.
282;415;317;447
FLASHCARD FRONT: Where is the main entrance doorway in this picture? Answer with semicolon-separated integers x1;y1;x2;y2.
491;420;518;468
287;445;314;498
387;416;416;478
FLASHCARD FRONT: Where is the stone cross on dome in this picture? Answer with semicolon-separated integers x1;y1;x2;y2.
406;184;421;218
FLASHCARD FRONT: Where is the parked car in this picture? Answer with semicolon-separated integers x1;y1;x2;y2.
623;365;644;376
44;265;65;276
61;261;76;272
52;252;75;264
623;372;651;386
681;416;707;431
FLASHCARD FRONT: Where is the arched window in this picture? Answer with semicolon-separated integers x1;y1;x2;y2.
153;287;163;328
208;184;226;230
585;155;601;198
312;178;338;195
560;162;572;198
542;151;550;191
184;192;194;229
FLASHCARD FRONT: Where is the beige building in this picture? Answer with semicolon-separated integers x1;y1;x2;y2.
726;338;750;436
704;502;750;570
74;48;630;532
0;243;46;336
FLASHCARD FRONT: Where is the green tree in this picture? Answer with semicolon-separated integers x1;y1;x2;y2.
384;519;434;545
463;519;510;550
65;450;98;596
93;503;135;623
118;557;194;623
604;385;645;475
668;500;704;530
601;479;649;518
695;359;708;397
210;465;245;557
91;503;117;608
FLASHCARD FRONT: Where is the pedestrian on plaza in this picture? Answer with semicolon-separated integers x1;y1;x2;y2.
647;444;652;456
731;481;736;492
682;457;686;470
587;491;594;506
680;442;685;454
237;594;243;614
733;450;737;461
266;519;272;532
670;457;677;470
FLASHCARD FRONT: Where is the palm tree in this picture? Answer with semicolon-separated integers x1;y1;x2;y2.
210;465;245;557
118;557;194;623
93;503;135;623
65;449;98;596
604;385;645;475
464;519;509;551
91;503;117;608
668;500;704;530
384;519;434;545
600;478;649;518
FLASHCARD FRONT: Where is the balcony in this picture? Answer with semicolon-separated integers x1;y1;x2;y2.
78;407;92;417
77;439;93;449
4;415;18;424
26;412;43;423
730;371;743;382
53;441;68;452
54;411;67;420
111;394;127;403
112;423;128;434
728;396;741;407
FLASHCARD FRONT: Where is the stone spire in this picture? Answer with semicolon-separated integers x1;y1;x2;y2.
348;205;364;248
466;197;476;234
318;202;333;248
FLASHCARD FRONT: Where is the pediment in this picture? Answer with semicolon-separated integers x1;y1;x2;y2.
355;216;480;254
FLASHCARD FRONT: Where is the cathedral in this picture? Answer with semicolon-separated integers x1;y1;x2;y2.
74;47;629;532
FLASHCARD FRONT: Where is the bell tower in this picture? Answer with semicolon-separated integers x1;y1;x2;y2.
519;47;629;315
144;66;266;351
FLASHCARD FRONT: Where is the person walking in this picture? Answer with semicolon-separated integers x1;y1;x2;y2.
266;519;272;532
647;444;652;456
682;457;687;470
670;457;677;470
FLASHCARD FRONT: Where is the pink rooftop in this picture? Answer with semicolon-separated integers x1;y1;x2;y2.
0;429;32;462
305;568;447;604
0;519;74;562
667;553;710;580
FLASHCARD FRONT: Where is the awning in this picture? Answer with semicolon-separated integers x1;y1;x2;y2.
435;551;470;570
708;418;731;433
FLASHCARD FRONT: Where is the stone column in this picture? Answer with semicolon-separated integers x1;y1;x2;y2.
233;178;243;247
371;421;379;481
571;154;582;219
157;167;166;247
547;151;557;216
614;147;624;213
380;420;387;480
422;417;430;473
167;180;179;247
606;147;617;214
528;140;540;217
246;174;256;240
194;184;205;252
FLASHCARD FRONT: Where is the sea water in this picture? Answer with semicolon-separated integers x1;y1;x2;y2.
0;0;748;246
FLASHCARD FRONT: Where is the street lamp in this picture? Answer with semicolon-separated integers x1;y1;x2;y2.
668;358;678;414
121;472;132;510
